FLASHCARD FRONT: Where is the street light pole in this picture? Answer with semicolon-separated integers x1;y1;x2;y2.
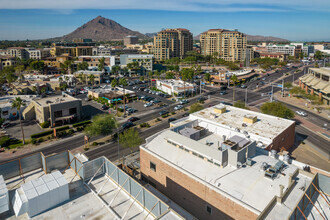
245;87;248;107
270;84;274;102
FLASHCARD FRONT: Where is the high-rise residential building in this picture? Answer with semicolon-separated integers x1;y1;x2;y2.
151;28;193;60
200;29;247;62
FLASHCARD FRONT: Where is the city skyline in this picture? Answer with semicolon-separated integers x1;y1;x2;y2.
0;1;329;41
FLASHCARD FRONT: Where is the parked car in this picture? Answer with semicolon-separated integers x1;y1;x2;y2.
168;118;177;123
144;102;153;107
241;85;247;88
197;96;207;102
220;101;232;106
122;122;134;130
128;108;137;114
159;110;169;116
174;105;183;110
182;113;190;117
153;100;161;104
179;100;189;104
1;121;10;129
296;111;308;117
220;91;227;95
128;117;140;122
101;105;108;110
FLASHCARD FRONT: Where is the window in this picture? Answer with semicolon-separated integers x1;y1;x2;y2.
2;111;8;116
206;205;212;214
69;108;77;115
150;161;156;172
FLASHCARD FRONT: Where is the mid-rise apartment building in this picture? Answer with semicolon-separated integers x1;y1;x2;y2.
50;46;93;57
7;47;29;60
152;28;193;60
200;29;247;62
0;56;16;71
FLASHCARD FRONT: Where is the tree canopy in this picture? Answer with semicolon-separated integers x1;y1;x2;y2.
119;128;142;153
260;102;294;119
189;103;204;113
84;114;117;137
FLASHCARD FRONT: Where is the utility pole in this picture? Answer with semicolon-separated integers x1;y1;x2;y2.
282;79;284;97
270;84;274;102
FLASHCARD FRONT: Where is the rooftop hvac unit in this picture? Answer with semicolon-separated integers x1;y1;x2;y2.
283;154;290;163
261;162;268;171
246;158;254;166
271;150;277;158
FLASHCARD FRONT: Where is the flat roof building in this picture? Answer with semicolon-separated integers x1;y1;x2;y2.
22;94;82;127
0;95;35;120
156;79;195;96
139;104;329;220
120;54;154;72
0;151;192;219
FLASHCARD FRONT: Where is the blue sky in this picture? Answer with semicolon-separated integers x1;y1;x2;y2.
0;0;329;41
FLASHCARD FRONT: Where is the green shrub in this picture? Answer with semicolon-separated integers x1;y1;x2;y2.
171;112;176;115
117;108;124;112
92;142;98;146
68;129;74;135
84;147;89;151
38;138;44;143
0;136;10;147
139;122;150;128
31;126;69;139
73;120;91;128
40;121;50;128
31;138;37;144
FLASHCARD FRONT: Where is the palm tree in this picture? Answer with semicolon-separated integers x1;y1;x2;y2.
12;97;26;144
119;78;128;117
230;74;239;105
111;79;119;112
89;74;95;85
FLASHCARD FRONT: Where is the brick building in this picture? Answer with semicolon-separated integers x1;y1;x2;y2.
139;104;321;220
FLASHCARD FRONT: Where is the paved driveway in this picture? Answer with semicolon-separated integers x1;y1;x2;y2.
3;120;44;139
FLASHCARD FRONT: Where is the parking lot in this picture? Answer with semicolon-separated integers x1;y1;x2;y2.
2;120;43;139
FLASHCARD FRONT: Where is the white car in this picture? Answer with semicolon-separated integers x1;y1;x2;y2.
296;111;307;117
174;105;183;110
144;102;153;107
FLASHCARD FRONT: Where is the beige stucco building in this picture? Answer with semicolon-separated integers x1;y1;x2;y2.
151;28;193;60
23;94;82;127
200;29;247;62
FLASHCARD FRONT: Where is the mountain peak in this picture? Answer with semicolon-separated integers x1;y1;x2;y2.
62;16;146;41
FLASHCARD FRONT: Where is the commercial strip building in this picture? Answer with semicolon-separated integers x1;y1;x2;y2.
0;151;192;219
140;104;329;220
258;52;288;62
88;86;136;102
120;54;154;72
200;29;247;62
299;67;330;105
266;43;314;57
50;46;93;57
22;94;82;127
156;79;195;96
151;28;193;60
0;95;35;120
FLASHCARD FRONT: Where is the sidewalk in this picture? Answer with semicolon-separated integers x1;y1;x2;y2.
276;93;330;121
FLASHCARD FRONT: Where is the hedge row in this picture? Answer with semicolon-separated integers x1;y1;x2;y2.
31;126;70;138
72;120;91;128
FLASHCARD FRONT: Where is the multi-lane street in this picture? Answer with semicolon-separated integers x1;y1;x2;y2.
1;65;329;164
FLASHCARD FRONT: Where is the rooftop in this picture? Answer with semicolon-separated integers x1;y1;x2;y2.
34;94;79;106
0;95;35;109
142;131;317;217
0;151;187;219
189;104;295;141
309;67;330;77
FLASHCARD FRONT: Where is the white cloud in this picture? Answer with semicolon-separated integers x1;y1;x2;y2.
0;0;329;12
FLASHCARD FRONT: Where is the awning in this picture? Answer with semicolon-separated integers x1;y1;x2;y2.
54;115;75;121
321;85;330;95
306;78;321;87
301;75;315;84
314;80;329;91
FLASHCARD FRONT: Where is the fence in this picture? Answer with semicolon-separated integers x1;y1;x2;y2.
0;150;81;181
287;173;329;220
83;156;170;218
